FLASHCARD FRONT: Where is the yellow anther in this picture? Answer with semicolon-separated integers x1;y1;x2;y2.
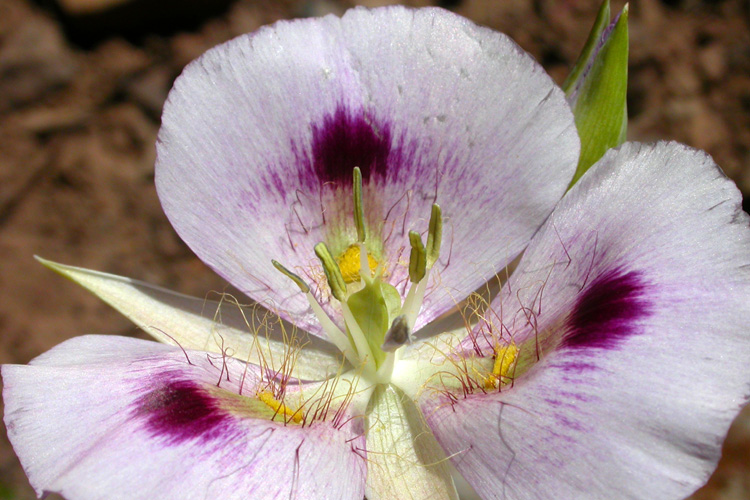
258;391;303;424
484;343;519;389
337;244;377;284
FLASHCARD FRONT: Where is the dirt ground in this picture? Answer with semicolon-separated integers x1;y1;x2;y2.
1;0;749;498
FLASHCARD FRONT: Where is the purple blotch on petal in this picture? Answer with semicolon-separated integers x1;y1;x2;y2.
563;268;650;350
310;106;392;185
134;378;232;445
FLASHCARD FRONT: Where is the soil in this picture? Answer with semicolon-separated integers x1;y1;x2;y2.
0;0;749;498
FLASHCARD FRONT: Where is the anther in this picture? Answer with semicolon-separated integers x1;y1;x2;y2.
353;167;366;243
314;242;347;301
271;257;354;362
484;343;519;389
258;391;303;424
408;231;427;283
426;203;442;269
272;260;310;293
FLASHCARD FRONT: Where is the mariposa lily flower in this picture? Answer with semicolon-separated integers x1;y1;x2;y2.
4;6;750;500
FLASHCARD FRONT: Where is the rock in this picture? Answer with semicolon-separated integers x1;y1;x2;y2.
0;11;78;112
56;0;132;16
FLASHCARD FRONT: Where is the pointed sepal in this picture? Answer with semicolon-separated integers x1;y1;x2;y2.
565;1;629;186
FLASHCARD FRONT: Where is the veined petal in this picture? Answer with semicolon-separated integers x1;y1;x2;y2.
3;335;366;500
429;142;750;499
364;384;457;500
38;258;343;381
155;6;579;337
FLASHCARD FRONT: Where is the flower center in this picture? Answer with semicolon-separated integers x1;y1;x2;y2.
273;167;442;383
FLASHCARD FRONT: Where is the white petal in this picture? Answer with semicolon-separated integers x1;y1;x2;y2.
38;258;343;381
430;142;750;499
364;383;457;500
3;335;366;500
155;6;579;336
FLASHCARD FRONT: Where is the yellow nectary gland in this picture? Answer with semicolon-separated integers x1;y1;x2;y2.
484;343;519;389
337;244;378;283
257;391;303;424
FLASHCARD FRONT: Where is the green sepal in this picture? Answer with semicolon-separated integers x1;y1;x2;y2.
347;279;401;368
565;1;629;187
562;0;612;94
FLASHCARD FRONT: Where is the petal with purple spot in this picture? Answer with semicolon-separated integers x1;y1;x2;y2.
427;142;750;499
155;6;579;338
3;335;366;500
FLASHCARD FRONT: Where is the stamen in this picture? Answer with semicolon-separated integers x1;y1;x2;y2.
401;204;441;328
401;277;428;330
272;260;310;293
426;203;442;269
258;391;303;424
352;167;366;243
271;259;355;364
313;244;379;373
314;242;347;301
408;230;427;283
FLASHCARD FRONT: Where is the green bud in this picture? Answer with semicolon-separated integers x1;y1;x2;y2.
562;0;612;94
565;0;629;187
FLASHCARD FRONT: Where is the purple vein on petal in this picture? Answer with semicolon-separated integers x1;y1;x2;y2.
133;377;233;446
563;267;651;350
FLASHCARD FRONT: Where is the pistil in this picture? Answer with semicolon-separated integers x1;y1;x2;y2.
272;168;443;383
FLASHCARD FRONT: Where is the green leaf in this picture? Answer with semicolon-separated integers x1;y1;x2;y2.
565;1;629;186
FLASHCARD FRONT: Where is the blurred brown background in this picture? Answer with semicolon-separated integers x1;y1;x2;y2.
1;0;749;498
